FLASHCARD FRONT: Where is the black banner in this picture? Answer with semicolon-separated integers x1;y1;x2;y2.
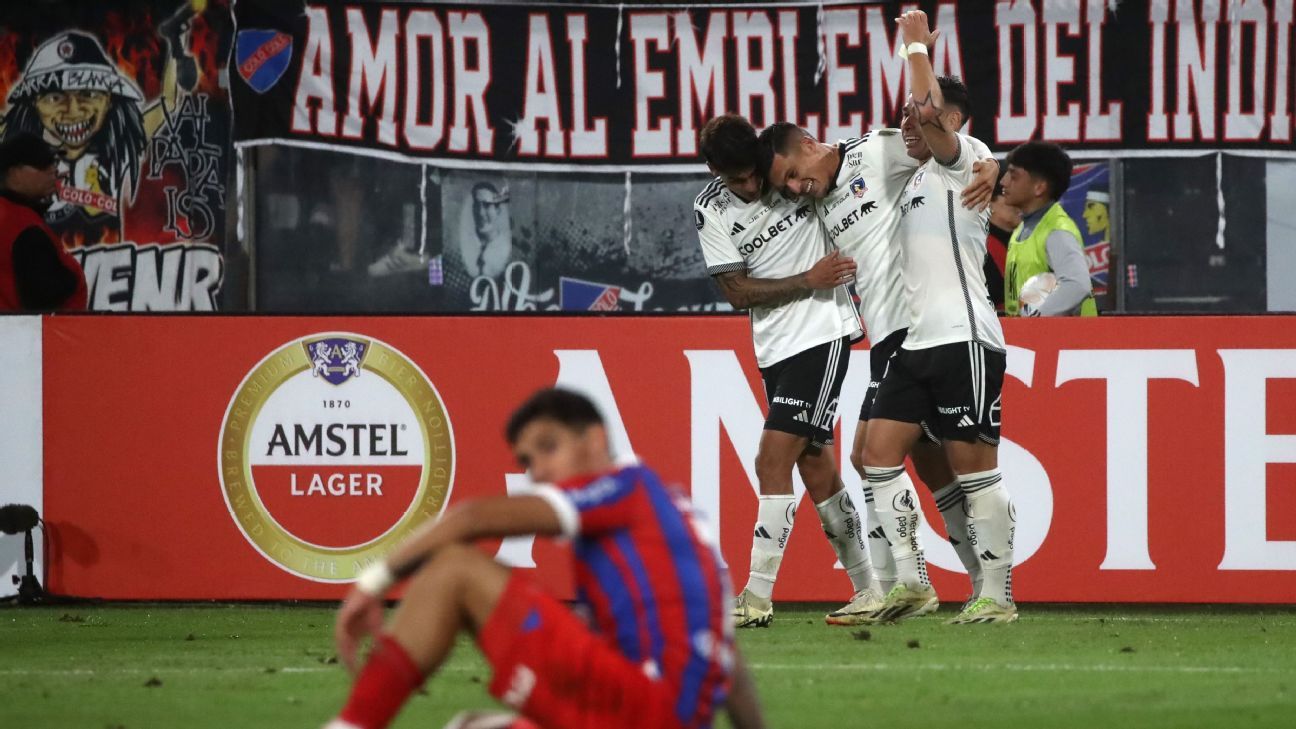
231;0;1296;165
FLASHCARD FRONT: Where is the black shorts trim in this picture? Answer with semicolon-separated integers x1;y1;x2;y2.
868;340;1005;445
760;336;851;447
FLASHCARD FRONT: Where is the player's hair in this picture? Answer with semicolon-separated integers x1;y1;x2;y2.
699;114;758;175
937;76;972;126
505;388;604;443
755;122;807;180
1006;141;1074;200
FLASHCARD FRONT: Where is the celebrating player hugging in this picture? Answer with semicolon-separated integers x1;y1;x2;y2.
693;9;1018;631
692;114;882;629
756;101;999;619
854;10;1018;624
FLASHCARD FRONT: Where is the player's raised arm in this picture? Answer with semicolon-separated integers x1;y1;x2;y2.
898;10;961;166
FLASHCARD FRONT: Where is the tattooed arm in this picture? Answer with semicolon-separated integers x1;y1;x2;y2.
712;251;856;310
898;10;963;167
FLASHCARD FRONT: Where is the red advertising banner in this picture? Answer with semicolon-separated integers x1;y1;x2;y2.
40;316;1296;602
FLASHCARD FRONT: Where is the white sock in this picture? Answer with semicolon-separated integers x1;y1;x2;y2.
960;469;1014;604
815;490;874;593
932;479;983;598
745;494;797;600
862;485;897;592
863;466;930;589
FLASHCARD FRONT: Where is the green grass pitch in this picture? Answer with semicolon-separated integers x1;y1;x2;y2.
3;603;1295;728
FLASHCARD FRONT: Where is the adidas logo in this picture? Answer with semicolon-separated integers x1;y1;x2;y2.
731;222;746;235
868;526;892;546
793;410;809;423
957;414;976;428
979;549;999;561
754;526;773;539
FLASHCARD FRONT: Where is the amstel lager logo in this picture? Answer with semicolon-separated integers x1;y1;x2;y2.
219;333;454;582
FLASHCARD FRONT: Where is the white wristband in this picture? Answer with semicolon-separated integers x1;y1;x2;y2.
899;42;929;60
355;562;395;597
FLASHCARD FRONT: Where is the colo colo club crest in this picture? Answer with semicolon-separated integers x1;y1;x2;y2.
218;333;454;582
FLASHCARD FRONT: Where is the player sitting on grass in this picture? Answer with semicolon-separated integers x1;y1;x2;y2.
324;388;765;729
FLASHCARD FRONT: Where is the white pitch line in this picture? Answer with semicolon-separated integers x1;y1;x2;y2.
2;663;1289;678
0;665;484;677
749;662;1288;674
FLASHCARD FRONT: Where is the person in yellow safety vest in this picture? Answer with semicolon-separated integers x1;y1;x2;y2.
998;141;1098;317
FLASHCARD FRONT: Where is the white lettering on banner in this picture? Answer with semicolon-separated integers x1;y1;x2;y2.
75;244;223;311
448;12;493;153
732;11;777;128
1224;0;1268;141
1056;350;1200;570
1218;350;1296;570
630;13;673;156
470;261;557;311
1173;0;1221;141
996;0;1038;144
403;10;446;151
1083;0;1122;141
1148;0;1171;141
567;15;608;158
674;11;727;157
1271;1;1293;143
342;8;400;145
1043;0;1082;142
292;6;339;136
821;7;865;141
775;10;820;139
516;15;565;157
863;5;907;132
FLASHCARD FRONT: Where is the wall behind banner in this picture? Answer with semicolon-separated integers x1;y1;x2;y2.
0;0;234;311
36;315;1296;603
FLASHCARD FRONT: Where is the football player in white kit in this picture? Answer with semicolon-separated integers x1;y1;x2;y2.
857;10;1018;624
692;114;879;628
756;116;999;621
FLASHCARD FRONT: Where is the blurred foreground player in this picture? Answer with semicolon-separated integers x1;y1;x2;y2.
325;388;763;729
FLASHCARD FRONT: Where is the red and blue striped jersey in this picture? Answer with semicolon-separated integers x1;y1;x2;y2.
535;465;734;729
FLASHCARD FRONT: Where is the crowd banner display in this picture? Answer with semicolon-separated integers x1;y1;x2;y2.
38;315;1296;602
0;0;233;310
232;0;1296;168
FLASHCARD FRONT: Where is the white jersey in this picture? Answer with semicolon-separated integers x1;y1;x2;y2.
820;130;996;346
694;180;861;368
896;133;1005;352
